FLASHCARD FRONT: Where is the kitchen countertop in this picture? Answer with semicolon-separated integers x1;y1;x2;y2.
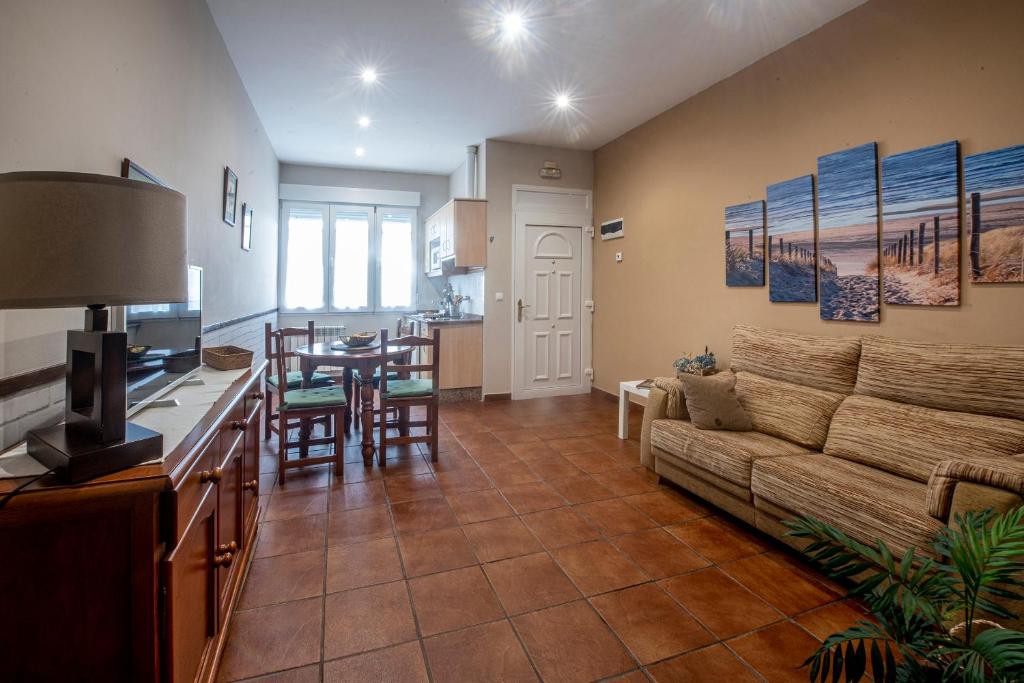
406;313;483;325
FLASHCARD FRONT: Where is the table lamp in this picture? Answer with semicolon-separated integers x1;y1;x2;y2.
0;172;188;483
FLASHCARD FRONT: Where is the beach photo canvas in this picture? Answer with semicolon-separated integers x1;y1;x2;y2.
725;200;765;287
817;142;880;322
767;175;817;302
881;140;960;305
964;144;1024;283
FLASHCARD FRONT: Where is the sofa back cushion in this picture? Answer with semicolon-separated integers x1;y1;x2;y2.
855;336;1024;421
734;371;846;450
823;395;1024;482
731;325;861;394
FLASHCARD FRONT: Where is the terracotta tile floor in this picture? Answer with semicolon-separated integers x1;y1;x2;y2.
219;394;861;682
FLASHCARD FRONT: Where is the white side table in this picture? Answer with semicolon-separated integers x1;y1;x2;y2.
618;380;650;439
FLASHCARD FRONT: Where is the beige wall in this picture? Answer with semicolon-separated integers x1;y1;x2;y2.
0;0;279;444
480;139;594;396
592;0;1024;395
0;0;280;375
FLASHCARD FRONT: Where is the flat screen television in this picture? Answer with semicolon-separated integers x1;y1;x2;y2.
125;265;202;413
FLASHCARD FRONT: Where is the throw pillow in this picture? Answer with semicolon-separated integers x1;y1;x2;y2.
679;372;752;431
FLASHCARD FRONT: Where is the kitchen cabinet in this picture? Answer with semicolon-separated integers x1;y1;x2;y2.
424;198;486;274
422;321;483;389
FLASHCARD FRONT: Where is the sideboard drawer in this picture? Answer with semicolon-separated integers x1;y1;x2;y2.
168;431;221;544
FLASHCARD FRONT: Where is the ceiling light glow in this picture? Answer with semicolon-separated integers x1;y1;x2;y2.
360;68;377;84
500;10;525;40
358;116;371;128
355;147;366;157
554;93;571;110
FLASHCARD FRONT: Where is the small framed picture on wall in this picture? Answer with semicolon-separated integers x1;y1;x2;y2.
223;166;238;225
241;203;253;251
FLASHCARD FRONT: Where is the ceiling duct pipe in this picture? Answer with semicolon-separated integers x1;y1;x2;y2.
465;145;478;198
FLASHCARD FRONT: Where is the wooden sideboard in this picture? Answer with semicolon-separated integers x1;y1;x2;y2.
0;361;267;683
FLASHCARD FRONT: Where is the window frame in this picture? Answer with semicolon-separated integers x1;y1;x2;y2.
279;200;418;315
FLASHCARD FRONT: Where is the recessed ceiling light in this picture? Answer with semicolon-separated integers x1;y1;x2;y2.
554;93;571;110
500;10;525;40
358;116;371;128
355;147;366;157
360;68;377;84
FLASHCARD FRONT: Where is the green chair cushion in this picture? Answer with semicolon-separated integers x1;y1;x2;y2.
267;370;332;389
356;370;401;387
279;386;348;410
382;378;434;399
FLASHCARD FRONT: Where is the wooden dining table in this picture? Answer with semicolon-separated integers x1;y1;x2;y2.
293;341;412;463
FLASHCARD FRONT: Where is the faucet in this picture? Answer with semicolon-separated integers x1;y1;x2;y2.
438;282;468;319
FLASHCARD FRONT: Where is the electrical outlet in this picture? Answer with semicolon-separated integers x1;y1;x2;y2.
615;252;623;263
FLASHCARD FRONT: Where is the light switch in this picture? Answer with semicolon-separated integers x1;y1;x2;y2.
495;292;504;301
615;252;623;263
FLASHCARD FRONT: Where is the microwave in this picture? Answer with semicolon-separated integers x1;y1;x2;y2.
428;236;442;276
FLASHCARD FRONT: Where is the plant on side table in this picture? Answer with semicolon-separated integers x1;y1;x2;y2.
785;507;1024;683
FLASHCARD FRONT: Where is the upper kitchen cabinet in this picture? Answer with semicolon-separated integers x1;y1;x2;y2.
425;198;486;275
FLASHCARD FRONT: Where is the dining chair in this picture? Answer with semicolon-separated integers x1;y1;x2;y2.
352;320;407;421
376;327;440;466
272;330;347;484
263;320;333;440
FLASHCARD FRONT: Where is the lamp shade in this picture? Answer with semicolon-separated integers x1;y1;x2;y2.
0;171;187;308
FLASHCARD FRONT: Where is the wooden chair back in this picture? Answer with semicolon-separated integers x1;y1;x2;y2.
266;320;315;379
378;327;440;398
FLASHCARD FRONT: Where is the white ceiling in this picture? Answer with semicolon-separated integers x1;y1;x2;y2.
208;0;865;175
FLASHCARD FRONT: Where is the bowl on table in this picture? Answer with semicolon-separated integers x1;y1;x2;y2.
127;344;152;360
340;332;377;348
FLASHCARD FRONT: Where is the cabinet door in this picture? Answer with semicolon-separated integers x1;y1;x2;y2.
442;202;455;258
453;200;487;268
161;489;218;683
217;427;244;616
242;395;262;535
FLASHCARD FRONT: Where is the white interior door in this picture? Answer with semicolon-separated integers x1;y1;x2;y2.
514;215;588;398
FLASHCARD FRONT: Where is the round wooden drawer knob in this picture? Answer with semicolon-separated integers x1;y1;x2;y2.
242;479;258;491
199;466;223;484
213;552;234;568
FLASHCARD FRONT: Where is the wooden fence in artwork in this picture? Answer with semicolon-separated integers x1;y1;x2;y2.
883;214;944;274
767;235;834;270
725;228;757;258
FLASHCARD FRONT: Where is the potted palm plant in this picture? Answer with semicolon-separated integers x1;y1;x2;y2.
785;507;1024;682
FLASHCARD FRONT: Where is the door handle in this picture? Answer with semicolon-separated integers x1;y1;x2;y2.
517;299;531;322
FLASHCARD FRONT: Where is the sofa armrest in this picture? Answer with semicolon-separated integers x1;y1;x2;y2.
640;388;668;469
926;454;1024;520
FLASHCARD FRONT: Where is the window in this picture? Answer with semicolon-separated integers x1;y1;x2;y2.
280;201;417;313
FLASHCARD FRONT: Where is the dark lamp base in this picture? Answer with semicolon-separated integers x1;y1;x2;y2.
27;421;162;484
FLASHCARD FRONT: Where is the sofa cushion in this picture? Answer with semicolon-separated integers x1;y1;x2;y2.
823;395;1024;482
734;371;846;450
751;455;943;557
731;324;861;394
855;335;1024;421
650;418;813;489
679;372;751;431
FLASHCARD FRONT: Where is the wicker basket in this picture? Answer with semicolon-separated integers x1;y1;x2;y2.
202;345;253;371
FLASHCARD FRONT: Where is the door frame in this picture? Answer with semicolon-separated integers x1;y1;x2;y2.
511;184;594;400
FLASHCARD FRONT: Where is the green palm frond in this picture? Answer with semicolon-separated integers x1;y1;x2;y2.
788;506;1024;683
932;507;1024;627
932;628;1024;683
785;517;950;628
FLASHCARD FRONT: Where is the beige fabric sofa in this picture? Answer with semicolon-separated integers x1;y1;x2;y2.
641;325;1024;557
